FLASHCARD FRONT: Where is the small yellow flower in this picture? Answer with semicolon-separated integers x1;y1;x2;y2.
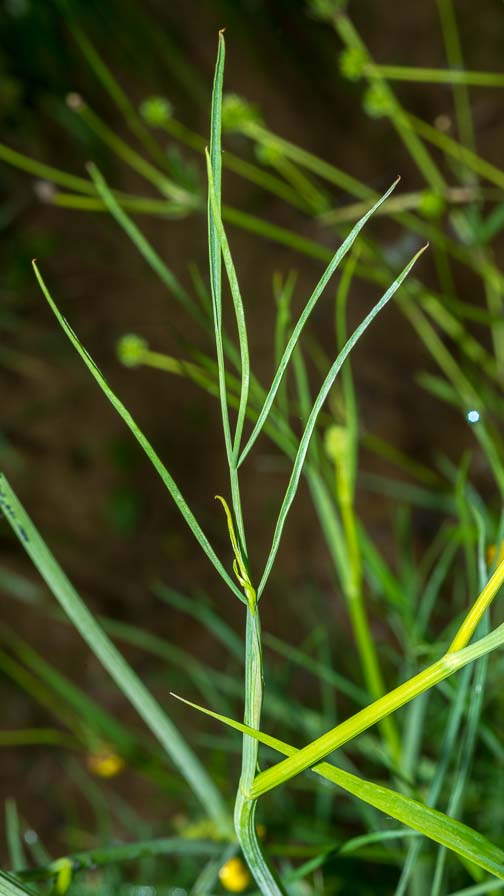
86;749;125;778
218;856;251;892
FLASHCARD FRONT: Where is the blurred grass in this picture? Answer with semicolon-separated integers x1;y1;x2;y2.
1;1;504;894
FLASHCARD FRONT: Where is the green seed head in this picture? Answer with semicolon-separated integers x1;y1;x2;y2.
139;96;173;127
339;47;367;82
221;93;262;132
255;141;283;166
117;333;148;367
418;190;446;219
363;83;392;119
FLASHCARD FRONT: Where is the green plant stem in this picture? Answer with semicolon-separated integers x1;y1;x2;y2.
250;621;504;798
320;185;485;225
208;33;280;894
449;559;504;652
50;191;187;215
69;98;194;205
234;606;286;896
68;21;171;170
332;12;446;192
0;142;95;194
406;112;504;191
339;486;401;763
157;116;309;211
18;838;225;882
362;64;504;88
436;0;476;153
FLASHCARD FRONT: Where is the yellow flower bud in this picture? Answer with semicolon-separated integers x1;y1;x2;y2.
86;749;125;778
218;856;251;892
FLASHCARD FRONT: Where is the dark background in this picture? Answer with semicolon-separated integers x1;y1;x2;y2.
0;0;502;858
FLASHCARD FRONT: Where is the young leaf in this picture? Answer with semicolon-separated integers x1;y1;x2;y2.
238;177;401;467
206;150;250;459
258;243;428;597
31;261;243;604
207;31;235;470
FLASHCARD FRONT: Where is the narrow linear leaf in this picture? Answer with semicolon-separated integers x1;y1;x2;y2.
208;30;225;320
18;838;225;884
0;475;231;832
239;177;400;467
207;32;234;467
88;163;198;316
0;872;38;896
31;261;243;604
172;693;504;881
206;150;250;458
251;621;504;797
258;243;428;597
449;557;504;652
5;800;26;872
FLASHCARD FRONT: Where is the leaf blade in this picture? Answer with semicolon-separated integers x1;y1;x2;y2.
0;475;231;832
172;693;504;881
238;177;400;467
31;261;243;604
258;243;428;597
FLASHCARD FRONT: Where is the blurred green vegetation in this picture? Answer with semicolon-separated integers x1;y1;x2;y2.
1;1;504;894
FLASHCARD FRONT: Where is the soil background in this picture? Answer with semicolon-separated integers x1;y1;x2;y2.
0;0;502;860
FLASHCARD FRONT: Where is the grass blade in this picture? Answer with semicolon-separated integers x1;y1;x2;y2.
5;800;26;872
207;31;234;470
449;558;504;652
17;838;224;885
0;474;231;832
0;873;38;896
172;694;504;881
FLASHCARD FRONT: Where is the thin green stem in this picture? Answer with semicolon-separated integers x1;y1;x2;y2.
362;64;504;88
436;0;476;153
0;142;95;194
157;116;309;211
67;96;194;205
68;21;170;169
208;33;280;894
333;11;446;192
406;112;504;191
448;559;504;652
251;623;504;798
